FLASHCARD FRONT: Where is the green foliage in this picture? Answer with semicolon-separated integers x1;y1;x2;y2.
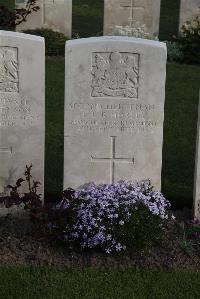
165;16;200;64
166;41;184;62
0;6;14;30
23;28;67;56
179;17;200;64
53;181;170;254
0;0;15;10
115;204;166;252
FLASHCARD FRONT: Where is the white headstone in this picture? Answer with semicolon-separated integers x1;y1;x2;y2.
104;0;161;37
0;31;45;197
16;0;72;38
64;37;167;190
179;0;200;31
194;93;200;220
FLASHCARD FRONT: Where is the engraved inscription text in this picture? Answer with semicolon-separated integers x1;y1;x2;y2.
66;102;157;134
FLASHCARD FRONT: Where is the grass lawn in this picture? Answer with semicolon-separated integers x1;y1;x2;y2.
72;0;104;38
0;267;200;299
159;0;181;40
45;58;64;200
45;58;200;208
162;63;200;207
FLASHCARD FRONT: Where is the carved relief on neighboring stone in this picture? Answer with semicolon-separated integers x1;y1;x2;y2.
91;52;139;99
0;47;19;93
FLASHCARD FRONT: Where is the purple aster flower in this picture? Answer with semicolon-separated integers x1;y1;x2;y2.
119;220;124;226
115;243;123;252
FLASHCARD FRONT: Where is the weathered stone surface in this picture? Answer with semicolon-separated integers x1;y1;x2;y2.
104;0;161;37
194;95;200;220
0;31;45;197
179;0;200;31
16;0;72;38
64;37;167;190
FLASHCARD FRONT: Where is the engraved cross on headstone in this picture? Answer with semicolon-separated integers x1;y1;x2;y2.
91;136;134;184
120;0;145;26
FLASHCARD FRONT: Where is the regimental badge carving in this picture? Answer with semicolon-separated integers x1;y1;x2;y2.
0;47;19;93
91;52;139;99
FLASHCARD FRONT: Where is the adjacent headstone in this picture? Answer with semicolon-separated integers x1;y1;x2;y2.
16;0;72;38
104;0;161;37
179;0;200;31
0;31;45;197
64;37;167;190
194;94;200;220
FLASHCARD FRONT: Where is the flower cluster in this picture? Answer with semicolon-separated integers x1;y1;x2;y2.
113;22;158;40
56;180;172;253
181;16;200;38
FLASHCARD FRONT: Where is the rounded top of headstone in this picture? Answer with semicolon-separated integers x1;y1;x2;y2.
66;36;166;50
0;30;44;43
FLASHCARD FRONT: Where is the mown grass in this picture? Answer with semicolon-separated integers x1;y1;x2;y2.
162;63;200;207
45;58;64;200
159;0;181;40
72;0;104;37
0;267;200;299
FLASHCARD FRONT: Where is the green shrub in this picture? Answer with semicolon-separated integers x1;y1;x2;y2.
179;16;200;64
166;41;184;62
53;181;173;254
23;28;68;56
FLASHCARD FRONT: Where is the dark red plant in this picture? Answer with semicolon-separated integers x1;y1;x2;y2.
0;165;42;220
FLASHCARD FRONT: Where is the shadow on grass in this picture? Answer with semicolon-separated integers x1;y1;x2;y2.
159;0;181;40
0;267;200;299
72;0;104;38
